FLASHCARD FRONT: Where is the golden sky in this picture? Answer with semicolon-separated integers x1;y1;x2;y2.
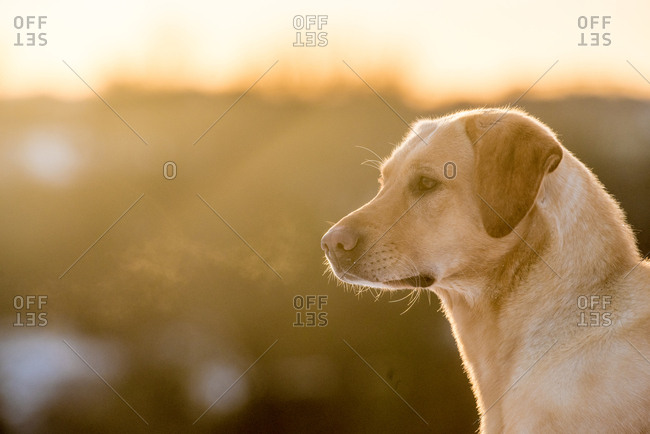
2;0;650;103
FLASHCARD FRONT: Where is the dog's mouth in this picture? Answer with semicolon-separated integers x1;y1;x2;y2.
383;274;435;289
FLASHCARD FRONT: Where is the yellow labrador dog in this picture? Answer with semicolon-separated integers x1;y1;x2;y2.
321;108;650;432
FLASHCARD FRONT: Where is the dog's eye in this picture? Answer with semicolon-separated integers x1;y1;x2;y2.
417;176;439;192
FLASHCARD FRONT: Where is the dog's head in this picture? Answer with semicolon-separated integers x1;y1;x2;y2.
321;108;562;294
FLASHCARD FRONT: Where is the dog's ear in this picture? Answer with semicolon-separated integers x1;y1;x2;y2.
465;110;563;238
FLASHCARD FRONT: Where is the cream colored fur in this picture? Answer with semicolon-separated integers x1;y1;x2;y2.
321;108;650;433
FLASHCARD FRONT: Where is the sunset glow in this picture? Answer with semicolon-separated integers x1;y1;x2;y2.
1;0;649;103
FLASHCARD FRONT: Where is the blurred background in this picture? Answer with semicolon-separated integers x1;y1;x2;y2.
1;0;649;433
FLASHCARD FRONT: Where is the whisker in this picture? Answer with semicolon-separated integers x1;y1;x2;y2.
389;290;413;304
361;159;382;170
355;145;384;162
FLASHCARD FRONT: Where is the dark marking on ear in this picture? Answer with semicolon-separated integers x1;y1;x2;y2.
465;110;563;238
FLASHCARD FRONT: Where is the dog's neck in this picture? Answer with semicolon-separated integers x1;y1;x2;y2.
541;150;640;280
435;152;641;427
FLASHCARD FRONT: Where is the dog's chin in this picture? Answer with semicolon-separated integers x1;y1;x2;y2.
382;274;435;289
330;266;435;290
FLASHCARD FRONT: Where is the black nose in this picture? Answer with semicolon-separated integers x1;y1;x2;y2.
321;226;359;253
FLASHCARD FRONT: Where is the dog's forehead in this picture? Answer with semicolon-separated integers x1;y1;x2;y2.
382;116;468;176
